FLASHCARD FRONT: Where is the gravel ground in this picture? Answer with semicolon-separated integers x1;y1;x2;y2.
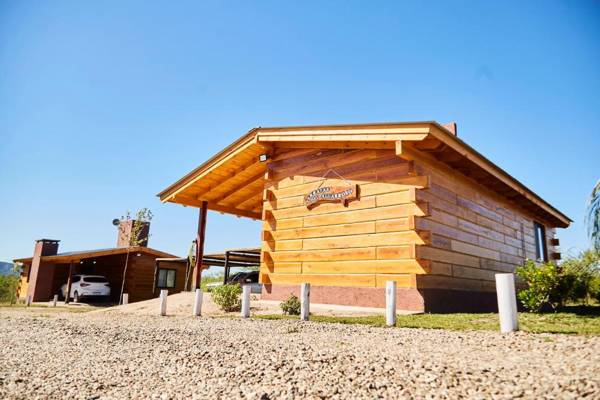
1;308;599;399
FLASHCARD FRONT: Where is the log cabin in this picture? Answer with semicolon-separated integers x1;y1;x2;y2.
158;121;571;312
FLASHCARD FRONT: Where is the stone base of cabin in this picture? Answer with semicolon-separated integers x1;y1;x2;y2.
261;284;500;313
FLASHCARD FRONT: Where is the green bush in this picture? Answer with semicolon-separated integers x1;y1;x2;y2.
0;264;20;304
211;284;242;312
516;260;561;312
516;250;600;312
280;294;301;315
559;249;600;304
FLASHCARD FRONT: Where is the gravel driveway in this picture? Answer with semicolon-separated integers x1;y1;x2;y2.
1;308;599;399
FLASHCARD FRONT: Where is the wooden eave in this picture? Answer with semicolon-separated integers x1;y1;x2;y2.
158;121;571;227
13;247;177;264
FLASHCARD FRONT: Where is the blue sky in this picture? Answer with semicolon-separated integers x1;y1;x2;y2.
1;1;598;264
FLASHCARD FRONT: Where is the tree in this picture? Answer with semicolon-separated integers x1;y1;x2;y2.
118;208;153;304
586;180;600;250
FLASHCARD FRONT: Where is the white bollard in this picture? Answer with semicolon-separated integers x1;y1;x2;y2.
159;289;168;316
122;293;129;305
385;281;397;327
52;295;58;307
495;273;519;333
241;285;251;318
193;288;203;317
300;283;310;321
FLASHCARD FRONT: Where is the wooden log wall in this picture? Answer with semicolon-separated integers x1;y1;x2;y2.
413;151;559;293
260;148;430;289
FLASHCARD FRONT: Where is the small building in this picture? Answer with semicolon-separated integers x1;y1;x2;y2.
14;221;185;303
159;121;571;312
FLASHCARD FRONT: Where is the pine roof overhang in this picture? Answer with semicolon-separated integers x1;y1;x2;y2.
157;121;571;228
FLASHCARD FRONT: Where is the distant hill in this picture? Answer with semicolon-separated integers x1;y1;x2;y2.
0;262;16;275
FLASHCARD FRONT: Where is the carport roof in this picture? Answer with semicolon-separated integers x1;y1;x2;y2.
13;246;177;264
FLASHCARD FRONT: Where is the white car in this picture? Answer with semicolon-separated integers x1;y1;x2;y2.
60;275;111;302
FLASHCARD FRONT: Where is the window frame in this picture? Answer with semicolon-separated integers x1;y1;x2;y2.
533;222;548;262
156;268;177;289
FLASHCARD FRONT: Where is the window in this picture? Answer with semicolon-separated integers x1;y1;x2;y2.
534;222;548;262
157;269;176;288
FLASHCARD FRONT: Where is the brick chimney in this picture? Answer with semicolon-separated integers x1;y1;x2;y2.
27;239;60;302
117;220;150;247
442;122;458;136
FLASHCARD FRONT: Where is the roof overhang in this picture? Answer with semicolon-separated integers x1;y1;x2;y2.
158;121;571;228
13;246;177;264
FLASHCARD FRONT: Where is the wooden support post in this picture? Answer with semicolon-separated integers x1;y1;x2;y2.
495;273;519;333
193;288;203;316
52;295;58;307
385;281;397;327
241;285;251;318
192;201;208;290
122;293;129;305
300;283;310;321
159;289;168;316
64;261;74;304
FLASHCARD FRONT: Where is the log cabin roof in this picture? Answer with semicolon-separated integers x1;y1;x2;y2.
13;246;177;264
157;121;571;228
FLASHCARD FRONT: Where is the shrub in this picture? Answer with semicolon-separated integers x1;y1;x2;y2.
515;260;561;312
280;294;301;315
516;250;600;312
0;275;20;304
211;284;242;312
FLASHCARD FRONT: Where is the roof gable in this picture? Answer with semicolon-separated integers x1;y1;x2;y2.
158;121;570;228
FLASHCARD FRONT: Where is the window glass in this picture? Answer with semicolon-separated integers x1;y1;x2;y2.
534;222;548;262
83;277;108;283
72;276;81;283
157;269;176;288
166;270;176;288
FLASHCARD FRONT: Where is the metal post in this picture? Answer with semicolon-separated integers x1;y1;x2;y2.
193;288;203;316
159;289;168;316
223;251;230;285
64;261;74;304
241;285;251;318
26;295;32;307
300;283;310;321
52;295;58;307
122;293;129;305
495;273;519;333
386;281;397;326
192;202;208;290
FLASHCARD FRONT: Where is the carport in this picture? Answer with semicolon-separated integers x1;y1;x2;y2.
15;243;179;304
154;248;260;292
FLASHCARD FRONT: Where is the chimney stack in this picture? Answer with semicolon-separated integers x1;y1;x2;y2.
442;122;458;136
117;220;150;248
27;239;60;302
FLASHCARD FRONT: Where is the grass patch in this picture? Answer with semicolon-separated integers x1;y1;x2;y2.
255;305;600;335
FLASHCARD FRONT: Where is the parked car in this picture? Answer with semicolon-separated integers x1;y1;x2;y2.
60;275;111;302
204;271;262;293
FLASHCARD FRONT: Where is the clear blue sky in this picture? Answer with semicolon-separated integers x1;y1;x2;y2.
1;1;598;264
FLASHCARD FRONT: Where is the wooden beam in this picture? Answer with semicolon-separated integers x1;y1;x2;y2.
192;202;208;290
64;261;74;304
209;169;266;204
202;160;264;199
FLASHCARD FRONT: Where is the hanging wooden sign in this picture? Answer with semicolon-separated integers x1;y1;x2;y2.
304;184;358;209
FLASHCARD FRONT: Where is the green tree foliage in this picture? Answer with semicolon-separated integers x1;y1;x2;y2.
211;284;242;312
587;180;600;250
280;294;301;315
0;264;21;304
